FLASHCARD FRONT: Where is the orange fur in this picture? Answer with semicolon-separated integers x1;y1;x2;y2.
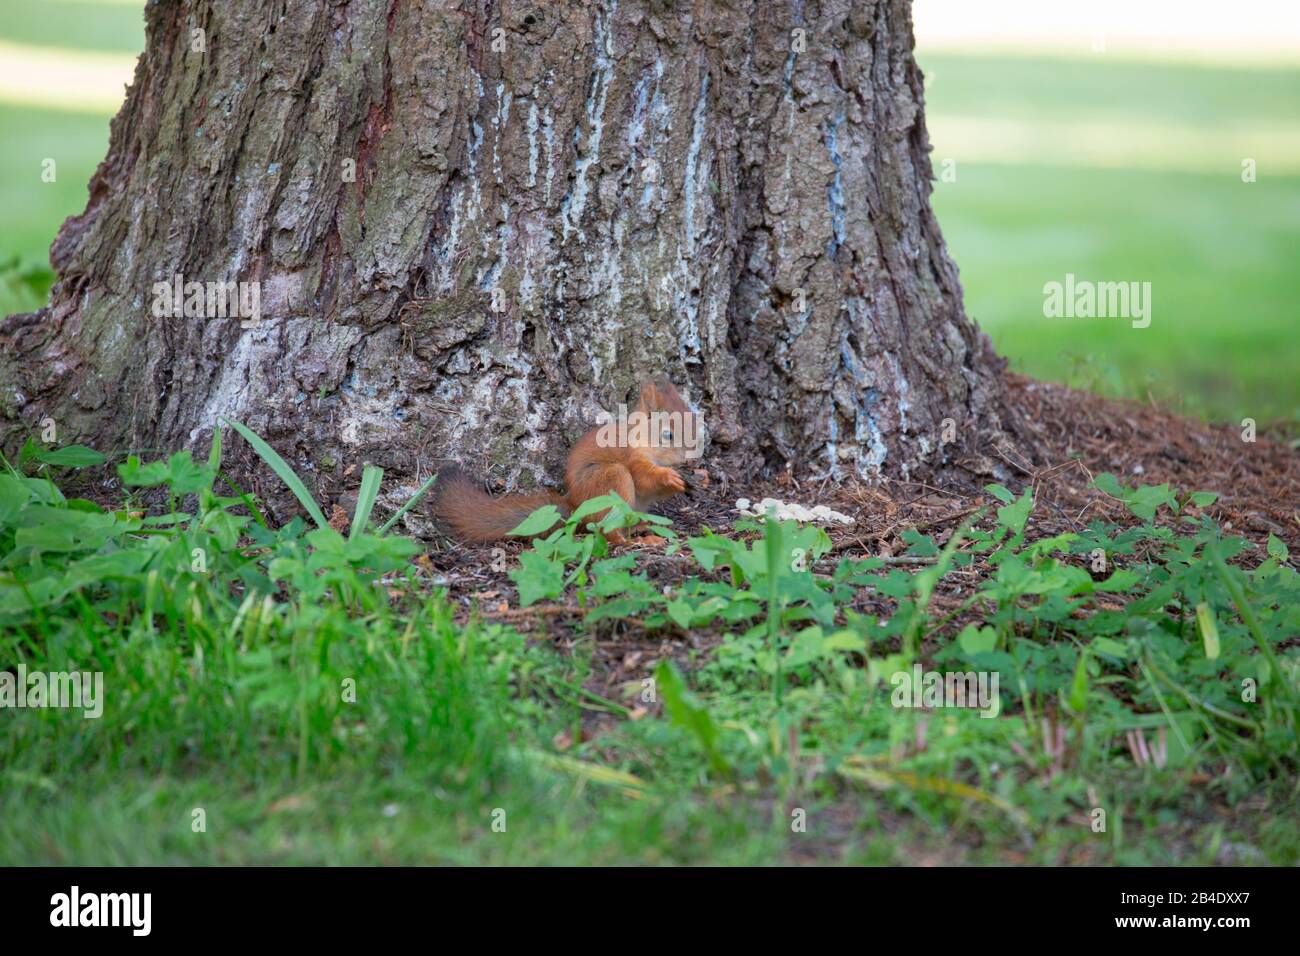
432;379;700;544
430;465;568;543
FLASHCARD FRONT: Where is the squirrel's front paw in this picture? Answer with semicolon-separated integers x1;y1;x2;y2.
659;468;687;493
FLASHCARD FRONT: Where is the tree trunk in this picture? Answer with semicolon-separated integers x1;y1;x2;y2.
0;0;1009;511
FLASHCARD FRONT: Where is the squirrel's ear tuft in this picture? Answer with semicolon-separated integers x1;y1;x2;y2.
636;379;660;409
636;377;684;410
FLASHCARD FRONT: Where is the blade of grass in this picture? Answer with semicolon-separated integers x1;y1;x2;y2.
1142;650;1258;732
207;422;222;474
837;758;1030;828
349;464;384;541
217;470;269;530
376;473;438;536
223;418;328;530
908;512;982;655
527;751;647;797
1206;543;1298;713
764;510;784;706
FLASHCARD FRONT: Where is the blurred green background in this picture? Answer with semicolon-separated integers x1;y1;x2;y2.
920;53;1300;432
1;0;1296;430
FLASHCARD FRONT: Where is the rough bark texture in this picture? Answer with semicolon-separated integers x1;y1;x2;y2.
1;0;1007;509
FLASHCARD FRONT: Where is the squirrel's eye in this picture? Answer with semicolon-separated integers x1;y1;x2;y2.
660;429;674;443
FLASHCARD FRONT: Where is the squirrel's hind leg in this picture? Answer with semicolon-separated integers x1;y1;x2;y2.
568;464;637;545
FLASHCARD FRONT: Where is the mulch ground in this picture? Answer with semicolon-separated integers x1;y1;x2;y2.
422;373;1299;719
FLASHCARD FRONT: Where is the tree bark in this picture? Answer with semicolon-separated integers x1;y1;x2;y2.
1;0;1008;509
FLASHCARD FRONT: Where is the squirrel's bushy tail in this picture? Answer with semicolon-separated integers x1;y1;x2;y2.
431;465;568;543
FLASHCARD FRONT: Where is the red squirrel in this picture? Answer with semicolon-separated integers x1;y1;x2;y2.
432;379;700;544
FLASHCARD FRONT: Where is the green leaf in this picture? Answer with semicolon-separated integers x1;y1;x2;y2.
117;451;214;495
1065;650;1089;713
0;473;31;525
26;445;106;468
901;528;939;556
984;483;1015;504
1091;473;1123;497
1195;602;1221;660
224;418;329;529
958;624;998;656
1125;484;1177;522
1095;568;1142;592
655;661;731;775
349;464;384;541
1188;491;1218;508
1092;474;1178;522
207;423;223;474
508;504;566;537
1091;636;1129;659
569;493;633;529
996;488;1033;536
822;629;866;652
13;506;130;554
509;551;566;606
590;569;638;597
1266;533;1288;563
666;598;695;630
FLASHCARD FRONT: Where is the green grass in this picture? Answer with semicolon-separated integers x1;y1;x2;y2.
917;52;1300;428
920;53;1300;129
932;163;1300;425
1;0;144;55
0;0;142;315
0;104;115;255
1;435;1297;864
